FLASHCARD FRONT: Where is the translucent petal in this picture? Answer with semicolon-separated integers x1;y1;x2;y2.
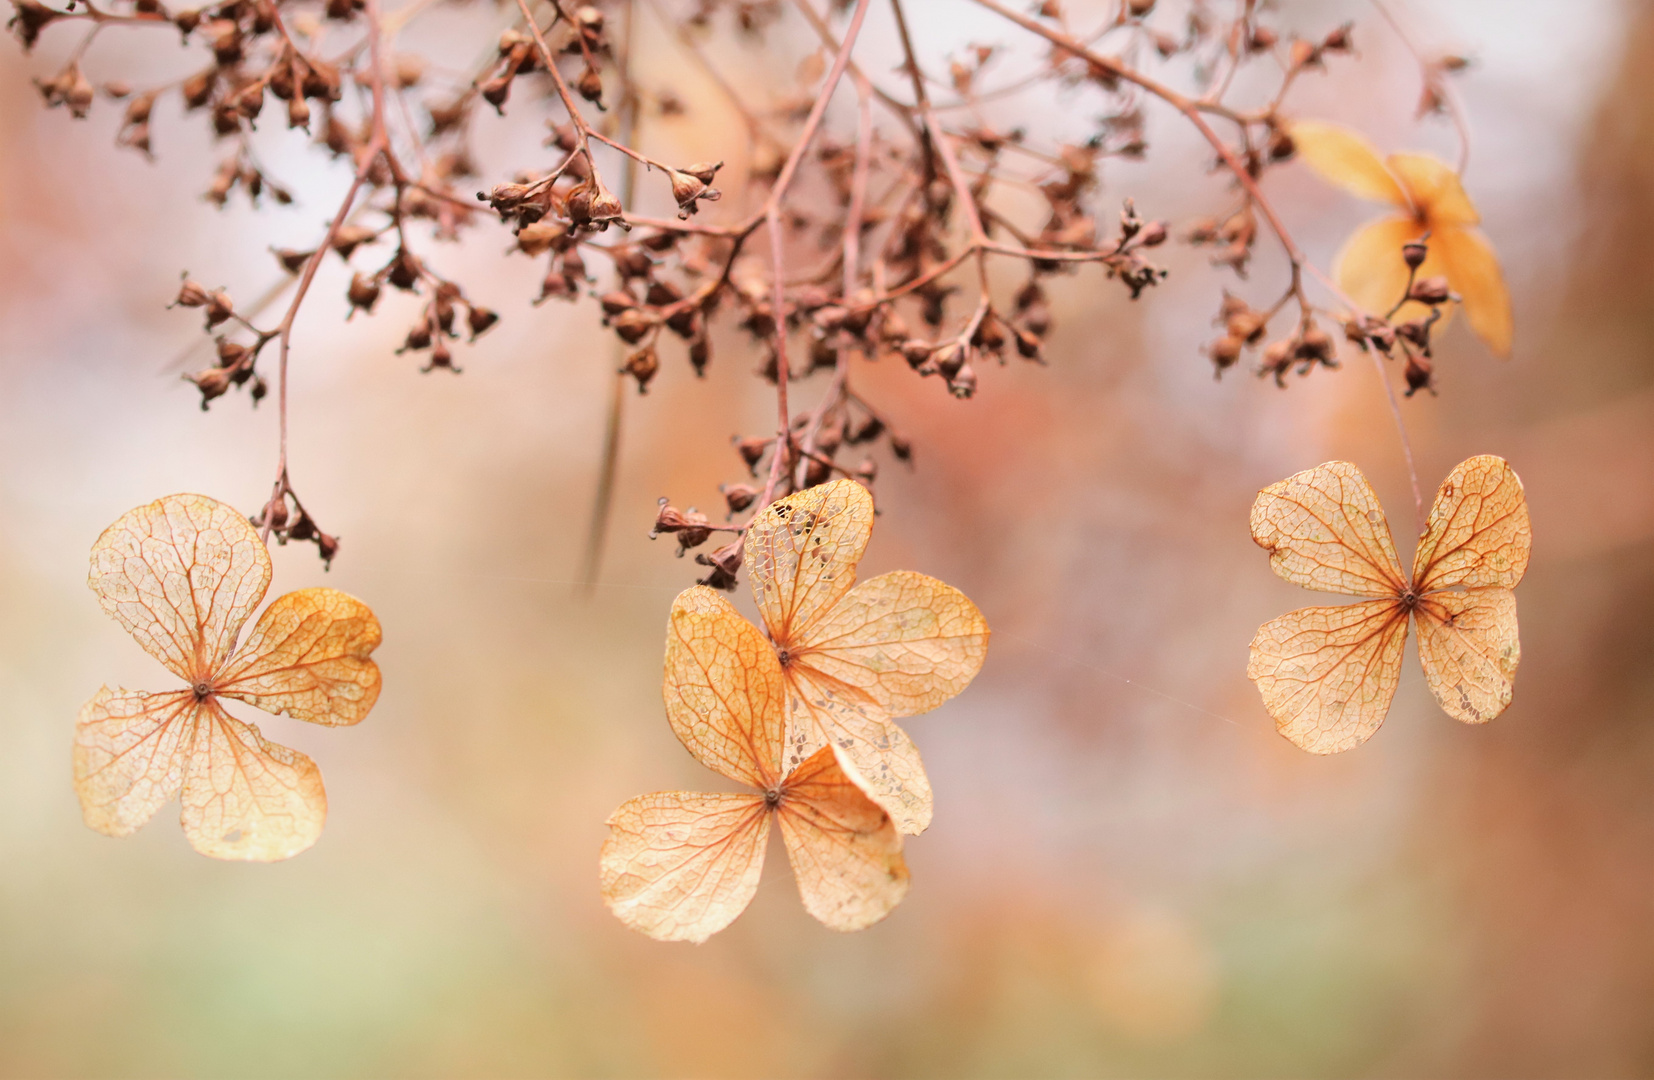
1291;121;1409;207
1250;461;1407;597
74;687;194;838
88;494;272;682
1248;599;1409;754
787;665;933;834
1416;589;1520;725
793;570;989;719
179;700;326;862
744;479;874;646
1386;153;1480;226
1333;216;1449;326
600;791;770;943
776;747;909;932
215;587;382;726
1413;455;1531;592
1436;225;1513;358
662;586;787;789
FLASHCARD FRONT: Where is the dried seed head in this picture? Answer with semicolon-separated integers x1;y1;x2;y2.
205;290;234;328
9;0;63;50
287;94;311;130
720;483;757;515
889;433;913;462
1404;352;1435;396
1402;238;1429;269
1208;335;1242;372
315;531;340;567
1226;311;1267;344
173;278;211;308
1296;326;1335;363
652;498;712;554
386;248;423;291
947;361;978;399
576;65;604;104
186;366;233;408
467;306;499;339
422;337;456;373
1408;276;1451;305
623;345;660;393
611;308;654;344
273;247;314;274
736;436;769;472
347;272;381;315
331;224;378;260
612;244;654;280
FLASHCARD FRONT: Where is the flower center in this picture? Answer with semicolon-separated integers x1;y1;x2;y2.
763;788;782;809
192;681;212;701
776;647;791;667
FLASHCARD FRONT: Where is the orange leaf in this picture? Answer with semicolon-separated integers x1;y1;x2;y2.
88;494;272;683
662;586;786;790
1248;599;1408;754
784;666;934;834
215;587;382;726
1248;458;1530;751
1290;121;1408;208
774;747;909;931
793;570;989;719
179;700;327;861
1412;455;1532;592
601;582;914;941
80;494;382;860
74;687;195;838
601;791;771;943
1415;589;1520;725
1249;460;1407;597
743;481;989;835
744;478;874;646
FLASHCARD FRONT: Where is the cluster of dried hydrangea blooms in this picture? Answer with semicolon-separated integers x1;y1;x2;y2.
78;494;382;860
8;0;1496;585
603;480;988;940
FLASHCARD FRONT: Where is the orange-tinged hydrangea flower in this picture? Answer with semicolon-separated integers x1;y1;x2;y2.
742;479;990;835
1292;120;1513;357
600;586;908;942
77;494;382;861
1247;456;1530;753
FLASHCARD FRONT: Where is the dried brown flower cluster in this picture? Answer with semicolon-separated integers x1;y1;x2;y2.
9;0;1498;584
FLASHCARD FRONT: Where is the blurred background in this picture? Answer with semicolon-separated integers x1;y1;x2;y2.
2;0;1652;1075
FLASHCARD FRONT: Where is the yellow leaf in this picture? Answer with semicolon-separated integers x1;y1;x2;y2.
1332;216;1442;326
1386;152;1479;226
1436;225;1514;358
1290;120;1408;208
